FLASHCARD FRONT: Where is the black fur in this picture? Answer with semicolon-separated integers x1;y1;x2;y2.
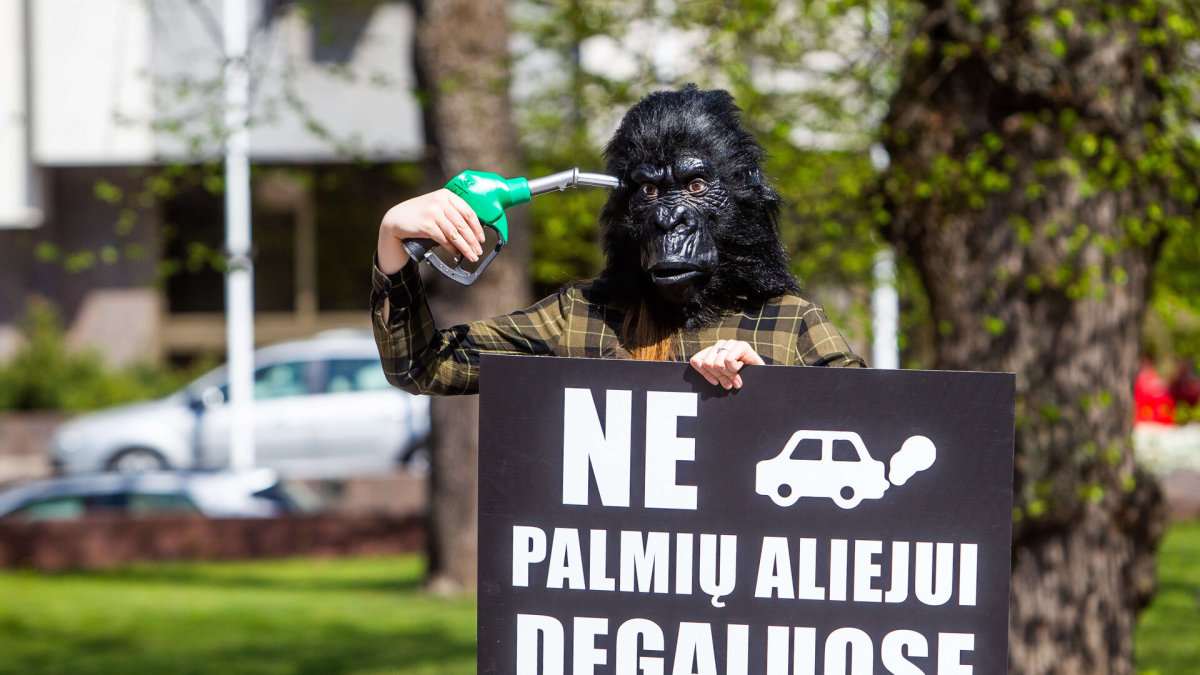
597;85;799;330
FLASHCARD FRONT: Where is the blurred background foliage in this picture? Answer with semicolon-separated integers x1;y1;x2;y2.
0;301;208;412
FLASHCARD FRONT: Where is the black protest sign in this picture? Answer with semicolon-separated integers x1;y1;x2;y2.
478;355;1015;675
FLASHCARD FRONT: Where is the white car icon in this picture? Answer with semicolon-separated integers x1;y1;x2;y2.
756;430;891;509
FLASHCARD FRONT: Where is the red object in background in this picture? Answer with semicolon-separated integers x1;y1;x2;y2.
1135;361;1176;424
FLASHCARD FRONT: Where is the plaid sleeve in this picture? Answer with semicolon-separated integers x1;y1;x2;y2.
371;258;570;395
796;303;868;368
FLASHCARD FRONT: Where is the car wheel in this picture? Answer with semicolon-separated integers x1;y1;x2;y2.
833;485;862;509
108;448;168;473
772;483;800;507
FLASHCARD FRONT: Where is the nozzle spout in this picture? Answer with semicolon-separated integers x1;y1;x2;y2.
526;168;621;196
576;172;622;189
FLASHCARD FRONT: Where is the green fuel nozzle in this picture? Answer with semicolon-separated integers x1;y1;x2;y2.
403;168;620;286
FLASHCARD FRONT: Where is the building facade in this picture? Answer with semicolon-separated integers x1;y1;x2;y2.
1;0;425;364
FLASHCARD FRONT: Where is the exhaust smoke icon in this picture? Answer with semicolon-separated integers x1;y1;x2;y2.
889;435;936;486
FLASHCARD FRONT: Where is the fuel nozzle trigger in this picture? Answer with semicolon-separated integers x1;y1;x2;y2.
403;168;620;286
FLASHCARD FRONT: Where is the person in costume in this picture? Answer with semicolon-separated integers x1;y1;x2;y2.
371;85;864;395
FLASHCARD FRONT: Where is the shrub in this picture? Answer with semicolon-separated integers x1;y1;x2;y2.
0;301;200;412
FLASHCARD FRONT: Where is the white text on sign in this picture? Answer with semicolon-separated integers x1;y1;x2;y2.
562;389;699;510
516;615;976;675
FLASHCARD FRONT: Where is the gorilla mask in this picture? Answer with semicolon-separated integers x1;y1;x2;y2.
632;155;722;304
598;85;798;330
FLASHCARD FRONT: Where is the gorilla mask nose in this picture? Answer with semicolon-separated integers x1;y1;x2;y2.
641;201;716;306
654;204;694;233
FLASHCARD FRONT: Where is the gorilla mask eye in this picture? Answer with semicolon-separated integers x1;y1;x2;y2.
640;183;659;198
686;178;708;195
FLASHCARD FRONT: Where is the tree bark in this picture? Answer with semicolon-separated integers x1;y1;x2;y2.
883;1;1179;672
413;0;529;593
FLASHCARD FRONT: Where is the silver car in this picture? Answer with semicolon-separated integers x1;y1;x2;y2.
50;331;430;478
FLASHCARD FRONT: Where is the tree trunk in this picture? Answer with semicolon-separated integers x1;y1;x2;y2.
413;0;529;593
883;1;1182;671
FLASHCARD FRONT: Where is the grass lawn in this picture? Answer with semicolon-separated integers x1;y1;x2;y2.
1137;518;1200;674
0;520;1196;674
0;555;476;675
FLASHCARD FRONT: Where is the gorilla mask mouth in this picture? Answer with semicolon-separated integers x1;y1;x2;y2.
640;223;718;305
649;260;705;287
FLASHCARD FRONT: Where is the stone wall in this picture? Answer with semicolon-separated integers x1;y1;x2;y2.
0;514;426;571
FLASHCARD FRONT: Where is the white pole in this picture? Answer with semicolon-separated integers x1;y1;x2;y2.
871;248;900;370
0;0;42;229
224;0;255;469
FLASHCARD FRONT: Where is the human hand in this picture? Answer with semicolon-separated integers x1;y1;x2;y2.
377;189;485;274
689;340;765;390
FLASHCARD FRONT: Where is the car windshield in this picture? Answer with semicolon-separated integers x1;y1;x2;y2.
789;437;822;460
188;361;314;403
323;359;390;393
831;438;860;461
1;492;201;522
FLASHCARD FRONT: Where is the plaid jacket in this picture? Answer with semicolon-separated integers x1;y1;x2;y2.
371;260;866;396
